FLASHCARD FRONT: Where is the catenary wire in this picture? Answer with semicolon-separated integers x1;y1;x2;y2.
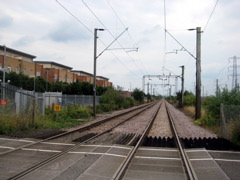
203;0;219;32
82;0;147;76
106;0;149;75
56;0;142;80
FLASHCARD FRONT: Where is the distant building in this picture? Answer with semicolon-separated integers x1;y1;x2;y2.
122;90;131;97
34;61;74;83
96;76;112;87
0;46;112;87
0;45;36;77
71;70;94;84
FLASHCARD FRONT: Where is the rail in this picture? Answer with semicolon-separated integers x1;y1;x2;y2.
165;101;197;180
113;101;162;180
6;101;158;180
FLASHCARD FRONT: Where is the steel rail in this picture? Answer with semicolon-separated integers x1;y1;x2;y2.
113;101;162;180
7;102;158;180
165;101;197;180
1;102;155;157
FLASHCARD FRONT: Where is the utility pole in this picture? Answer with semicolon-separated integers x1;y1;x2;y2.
2;45;6;100
180;65;184;108
216;79;220;97
195;27;202;120
93;29;98;117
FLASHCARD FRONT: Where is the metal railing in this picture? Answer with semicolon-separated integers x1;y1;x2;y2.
0;83;99;116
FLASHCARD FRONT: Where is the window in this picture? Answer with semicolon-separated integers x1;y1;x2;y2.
7;67;11;72
36;72;41;77
54;75;58;82
22;68;26;75
30;69;33;76
65;75;67;82
15;67;19;73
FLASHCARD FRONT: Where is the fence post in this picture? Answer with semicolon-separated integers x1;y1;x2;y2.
20;88;23;114
31;97;36;127
42;93;45;116
220;103;227;139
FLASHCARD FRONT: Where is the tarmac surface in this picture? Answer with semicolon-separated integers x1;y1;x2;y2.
1;137;240;179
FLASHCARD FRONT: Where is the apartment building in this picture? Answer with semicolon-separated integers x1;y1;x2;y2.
0;45;36;77
71;70;94;84
34;61;75;83
96;76;112;87
0;46;112;87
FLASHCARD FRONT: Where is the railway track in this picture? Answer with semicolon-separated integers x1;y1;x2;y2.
0;99;233;179
0;101;157;179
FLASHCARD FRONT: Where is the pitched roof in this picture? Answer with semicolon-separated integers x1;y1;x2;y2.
34;61;73;70
96;76;109;80
0;45;36;59
71;70;93;76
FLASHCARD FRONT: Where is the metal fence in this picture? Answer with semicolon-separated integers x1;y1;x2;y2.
0;83;99;116
220;104;240;139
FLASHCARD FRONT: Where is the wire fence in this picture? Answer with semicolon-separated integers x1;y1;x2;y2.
0;83;99;116
220;104;240;140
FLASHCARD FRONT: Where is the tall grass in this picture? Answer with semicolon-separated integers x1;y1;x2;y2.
0;104;93;134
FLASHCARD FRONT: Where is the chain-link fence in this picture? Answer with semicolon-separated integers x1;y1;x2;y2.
0;83;99;116
220;104;240;140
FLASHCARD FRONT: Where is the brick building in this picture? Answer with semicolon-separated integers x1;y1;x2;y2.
34;61;75;83
71;70;94;84
0;45;36;77
0;46;112;87
96;76;112;87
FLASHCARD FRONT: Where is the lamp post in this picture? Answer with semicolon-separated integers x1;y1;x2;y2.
93;28;105;117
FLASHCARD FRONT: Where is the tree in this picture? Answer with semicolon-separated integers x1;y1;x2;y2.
132;88;144;103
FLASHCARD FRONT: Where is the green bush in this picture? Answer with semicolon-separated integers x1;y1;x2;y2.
184;93;195;106
231;121;240;145
122;97;135;109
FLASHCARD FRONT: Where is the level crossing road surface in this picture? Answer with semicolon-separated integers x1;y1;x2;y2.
0;137;239;179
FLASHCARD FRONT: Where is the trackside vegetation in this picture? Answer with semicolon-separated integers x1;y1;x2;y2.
0;72;147;134
167;89;240;145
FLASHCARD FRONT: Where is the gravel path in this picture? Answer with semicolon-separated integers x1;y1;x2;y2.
165;101;218;139
111;101;161;135
148;101;172;138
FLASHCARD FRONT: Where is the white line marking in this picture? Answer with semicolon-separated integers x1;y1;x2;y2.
190;158;213;161
41;142;75;146
138;148;178;152
0;138;35;143
208;150;240;154
68;151;127;158
80;144;131;150
22;148;61;153
185;149;207;152
215;159;240;162
0;146;15;150
134;156;181;160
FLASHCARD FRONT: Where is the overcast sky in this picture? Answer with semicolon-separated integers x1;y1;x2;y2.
1;0;239;96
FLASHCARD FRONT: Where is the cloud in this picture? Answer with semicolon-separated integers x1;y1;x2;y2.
46;22;91;43
12;36;35;47
0;15;13;28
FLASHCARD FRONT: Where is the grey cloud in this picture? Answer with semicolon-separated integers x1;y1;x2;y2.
0;15;13;28
47;22;91;43
142;24;161;35
12;36;35;47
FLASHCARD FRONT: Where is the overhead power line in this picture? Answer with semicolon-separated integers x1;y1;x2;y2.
82;0;147;76
55;0;93;34
203;0;219;32
56;0;142;80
